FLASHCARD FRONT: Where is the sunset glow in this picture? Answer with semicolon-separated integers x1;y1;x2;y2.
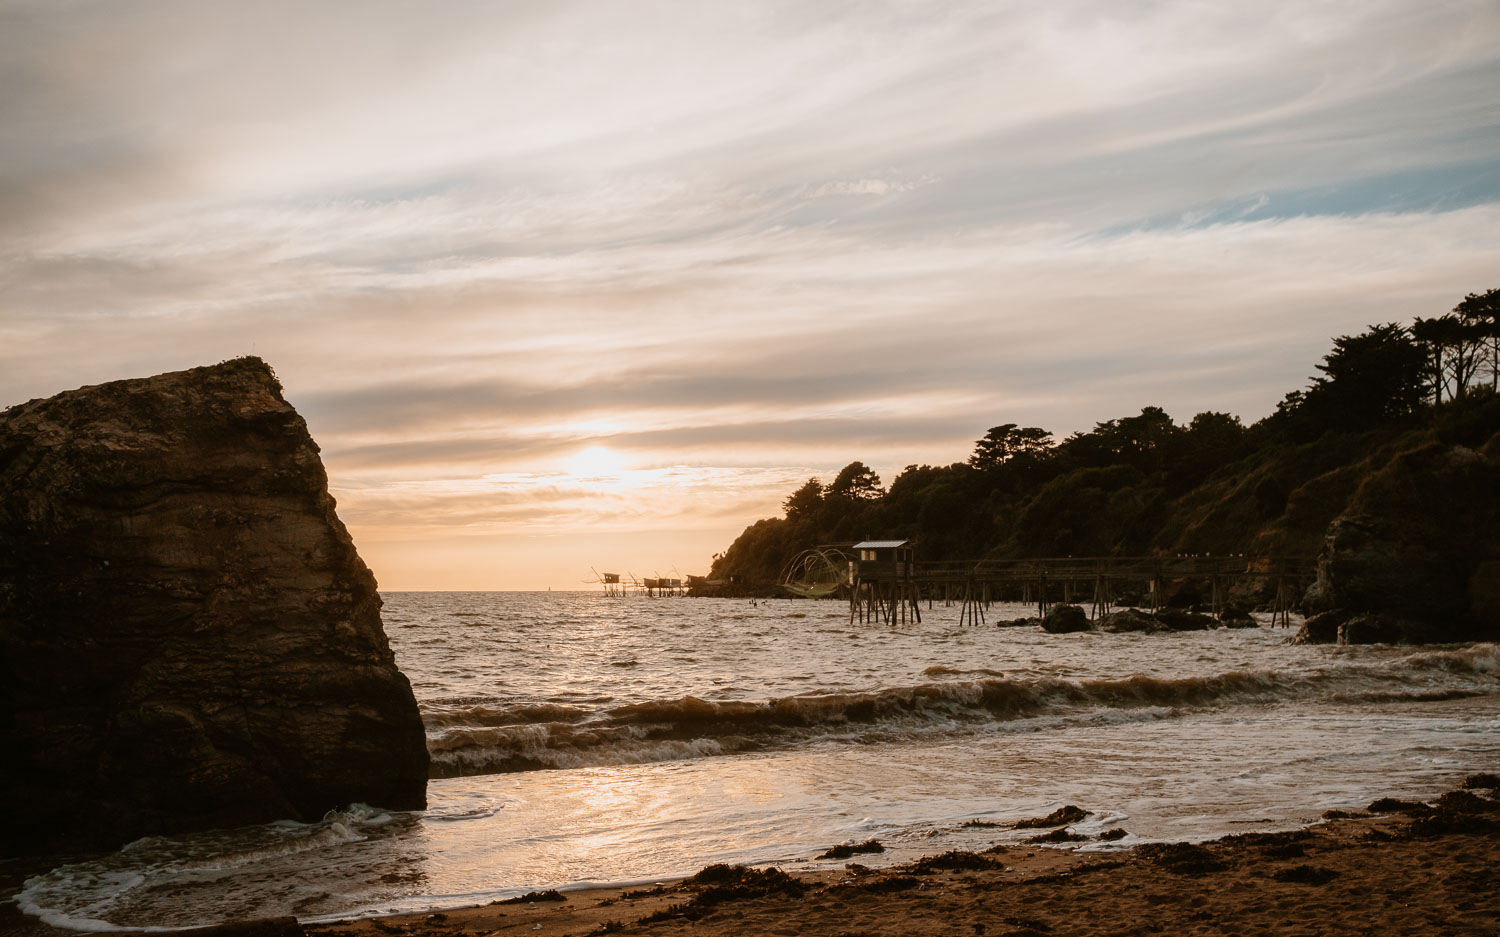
563;446;628;479
3;1;1498;589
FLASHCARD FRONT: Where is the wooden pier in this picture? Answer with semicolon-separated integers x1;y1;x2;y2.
782;545;1313;628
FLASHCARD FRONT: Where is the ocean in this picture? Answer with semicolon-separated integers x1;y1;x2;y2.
15;591;1500;930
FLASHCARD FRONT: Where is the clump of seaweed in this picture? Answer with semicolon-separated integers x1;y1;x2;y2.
1096;828;1128;841
494;889;566;905
855;874;922;893
817;839;886;859
908;850;1005;874
639;864;806;923
1271;865;1338;885
1462;773;1500;790
1321;809;1368;820
1135;842;1226;875
1025;828;1086;845
1367;798;1433;815
1433;790;1500;814
1262;842;1307;859
1013;806;1089;829
1213;829;1312;849
618;884;672;900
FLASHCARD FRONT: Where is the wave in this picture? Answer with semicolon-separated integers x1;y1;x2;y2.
425;643;1500;778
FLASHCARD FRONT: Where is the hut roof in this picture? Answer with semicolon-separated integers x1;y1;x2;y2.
853;540;911;549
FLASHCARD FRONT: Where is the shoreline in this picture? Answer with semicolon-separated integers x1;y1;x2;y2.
299;776;1500;937
5;775;1495;936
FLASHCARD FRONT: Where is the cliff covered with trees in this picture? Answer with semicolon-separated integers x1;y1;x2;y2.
704;289;1500;597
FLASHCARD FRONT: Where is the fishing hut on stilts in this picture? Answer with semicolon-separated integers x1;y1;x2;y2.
849;540;922;625
585;568;624;596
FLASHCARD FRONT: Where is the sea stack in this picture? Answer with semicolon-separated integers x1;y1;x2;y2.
0;358;429;853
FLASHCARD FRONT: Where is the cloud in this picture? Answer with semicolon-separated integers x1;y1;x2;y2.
2;0;1499;585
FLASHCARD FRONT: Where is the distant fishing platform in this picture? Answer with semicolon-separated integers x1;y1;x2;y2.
780;541;1314;628
584;569;688;597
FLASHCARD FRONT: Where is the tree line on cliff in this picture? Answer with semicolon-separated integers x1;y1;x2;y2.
705;288;1500;588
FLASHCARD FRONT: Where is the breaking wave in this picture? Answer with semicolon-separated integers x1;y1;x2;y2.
426;643;1500;777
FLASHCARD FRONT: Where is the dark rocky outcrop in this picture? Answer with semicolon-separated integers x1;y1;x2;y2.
1305;437;1500;643
1152;608;1217;632
0;358;428;853
1039;604;1090;633
1295;609;1351;645
1096;608;1165;634
1218;604;1256;627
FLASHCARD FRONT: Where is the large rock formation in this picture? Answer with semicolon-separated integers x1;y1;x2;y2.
0;358;428;853
1303;433;1500;643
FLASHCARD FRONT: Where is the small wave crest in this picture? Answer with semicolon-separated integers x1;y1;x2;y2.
424;669;1327;778
423;701;591;729
422;643;1500;779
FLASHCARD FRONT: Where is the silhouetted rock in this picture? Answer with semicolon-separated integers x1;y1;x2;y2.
1218;604;1256;627
1096;608;1165;634
1153;608;1217;631
1337;612;1415;645
1039;604;1090;633
0;358;429;852
1294;609;1351;645
1308;439;1500;642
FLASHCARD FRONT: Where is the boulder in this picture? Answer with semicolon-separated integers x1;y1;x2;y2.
1096;608;1165;634
1337;613;1415;645
1218;604;1257;628
1039;604;1091;633
997;616;1041;628
0;359;429;852
1295;609;1351;645
1153;608;1217;631
1308;439;1500;642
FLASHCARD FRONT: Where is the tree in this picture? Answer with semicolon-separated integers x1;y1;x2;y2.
1411;316;1450;406
782;477;825;519
828;461;885;500
1307;322;1427;427
1453;288;1500;391
968;424;1053;471
1087;407;1181;472
1414;313;1486;403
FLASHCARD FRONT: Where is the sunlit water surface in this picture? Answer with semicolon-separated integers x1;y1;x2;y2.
17;592;1500;930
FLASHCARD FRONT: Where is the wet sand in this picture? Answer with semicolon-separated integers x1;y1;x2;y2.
306;779;1500;937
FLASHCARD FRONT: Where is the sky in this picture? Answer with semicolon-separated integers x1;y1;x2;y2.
3;1;1499;590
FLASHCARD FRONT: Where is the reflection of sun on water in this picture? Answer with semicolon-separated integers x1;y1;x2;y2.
563;445;627;478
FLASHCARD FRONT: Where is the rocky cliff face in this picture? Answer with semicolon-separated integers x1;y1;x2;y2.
1304;432;1500;643
0;358;428;853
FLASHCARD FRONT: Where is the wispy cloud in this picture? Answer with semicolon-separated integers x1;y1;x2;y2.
3;0;1499;586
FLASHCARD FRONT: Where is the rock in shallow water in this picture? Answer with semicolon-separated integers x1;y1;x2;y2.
1039;604;1090;633
0;358;428;852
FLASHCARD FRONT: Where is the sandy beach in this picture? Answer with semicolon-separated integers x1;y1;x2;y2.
300;777;1500;937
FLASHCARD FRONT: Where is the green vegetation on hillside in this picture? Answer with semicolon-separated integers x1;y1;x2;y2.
707;289;1500;588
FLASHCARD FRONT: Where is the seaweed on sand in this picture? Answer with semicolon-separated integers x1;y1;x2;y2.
908;850;1005;874
1135;842;1227;875
1013;806;1089;829
1025;828;1087;844
818;839;886;859
638;864;806;923
493;889;566;904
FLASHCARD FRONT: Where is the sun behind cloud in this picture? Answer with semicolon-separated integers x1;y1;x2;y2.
563;445;627;478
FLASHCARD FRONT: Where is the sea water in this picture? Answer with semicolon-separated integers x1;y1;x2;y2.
16;592;1500;930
